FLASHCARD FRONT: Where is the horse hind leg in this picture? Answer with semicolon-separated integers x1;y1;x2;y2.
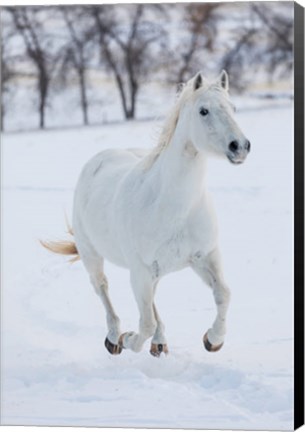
150;303;169;357
91;272;123;355
77;239;123;355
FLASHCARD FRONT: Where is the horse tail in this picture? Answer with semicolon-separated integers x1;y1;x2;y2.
40;239;80;263
40;216;80;263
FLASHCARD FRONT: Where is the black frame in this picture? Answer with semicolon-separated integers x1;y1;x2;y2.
294;1;305;430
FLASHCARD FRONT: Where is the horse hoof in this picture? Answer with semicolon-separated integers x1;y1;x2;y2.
104;337;123;355
203;332;224;352
150;343;169;357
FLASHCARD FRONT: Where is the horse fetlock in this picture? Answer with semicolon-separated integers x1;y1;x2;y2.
120;331;137;350
106;328;121;345
207;327;225;345
151;326;167;345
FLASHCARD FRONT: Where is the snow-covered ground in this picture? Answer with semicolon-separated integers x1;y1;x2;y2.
1;100;294;430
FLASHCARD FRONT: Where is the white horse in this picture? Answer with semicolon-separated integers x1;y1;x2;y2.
43;71;250;357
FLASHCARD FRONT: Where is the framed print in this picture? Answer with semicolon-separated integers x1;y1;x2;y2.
1;1;304;430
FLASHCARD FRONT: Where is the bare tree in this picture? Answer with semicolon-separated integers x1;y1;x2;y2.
1;43;10;131
1;11;15;131
219;2;293;91
220;27;258;92
91;4;166;120
8;6;57;129
251;2;293;76
59;7;94;125
166;3;221;85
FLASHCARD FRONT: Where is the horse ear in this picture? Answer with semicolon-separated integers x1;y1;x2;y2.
217;70;229;91
193;73;203;91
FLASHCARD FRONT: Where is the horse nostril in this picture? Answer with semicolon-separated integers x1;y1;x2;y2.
245;140;251;152
229;140;239;153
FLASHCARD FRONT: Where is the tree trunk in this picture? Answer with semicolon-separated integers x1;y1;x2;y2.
128;83;138;120
38;65;48;129
102;43;130;120
79;68;89;125
115;74;130;120
39;98;45;129
125;55;138;120
1;107;4;131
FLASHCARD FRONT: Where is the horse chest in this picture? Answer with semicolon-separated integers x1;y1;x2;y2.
118;204;191;272
149;225;191;275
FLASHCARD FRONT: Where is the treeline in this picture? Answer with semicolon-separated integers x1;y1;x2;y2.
1;3;293;130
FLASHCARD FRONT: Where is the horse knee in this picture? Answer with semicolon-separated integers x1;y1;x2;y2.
223;288;231;304
214;283;230;305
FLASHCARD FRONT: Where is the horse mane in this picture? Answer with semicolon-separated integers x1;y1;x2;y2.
143;75;211;170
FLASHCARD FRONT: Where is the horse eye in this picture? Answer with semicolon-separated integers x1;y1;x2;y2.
199;108;209;116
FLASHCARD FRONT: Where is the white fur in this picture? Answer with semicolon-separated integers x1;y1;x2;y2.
72;71;249;352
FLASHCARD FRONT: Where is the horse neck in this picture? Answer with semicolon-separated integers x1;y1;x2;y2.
153;113;207;207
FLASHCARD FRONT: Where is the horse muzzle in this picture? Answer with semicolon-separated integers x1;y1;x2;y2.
227;153;248;164
227;139;250;165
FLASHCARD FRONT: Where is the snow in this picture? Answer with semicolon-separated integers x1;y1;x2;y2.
1;100;294;430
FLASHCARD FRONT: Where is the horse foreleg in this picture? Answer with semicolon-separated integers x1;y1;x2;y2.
120;268;157;353
191;248;231;352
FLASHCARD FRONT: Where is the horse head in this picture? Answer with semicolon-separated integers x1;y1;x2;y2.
185;70;251;164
